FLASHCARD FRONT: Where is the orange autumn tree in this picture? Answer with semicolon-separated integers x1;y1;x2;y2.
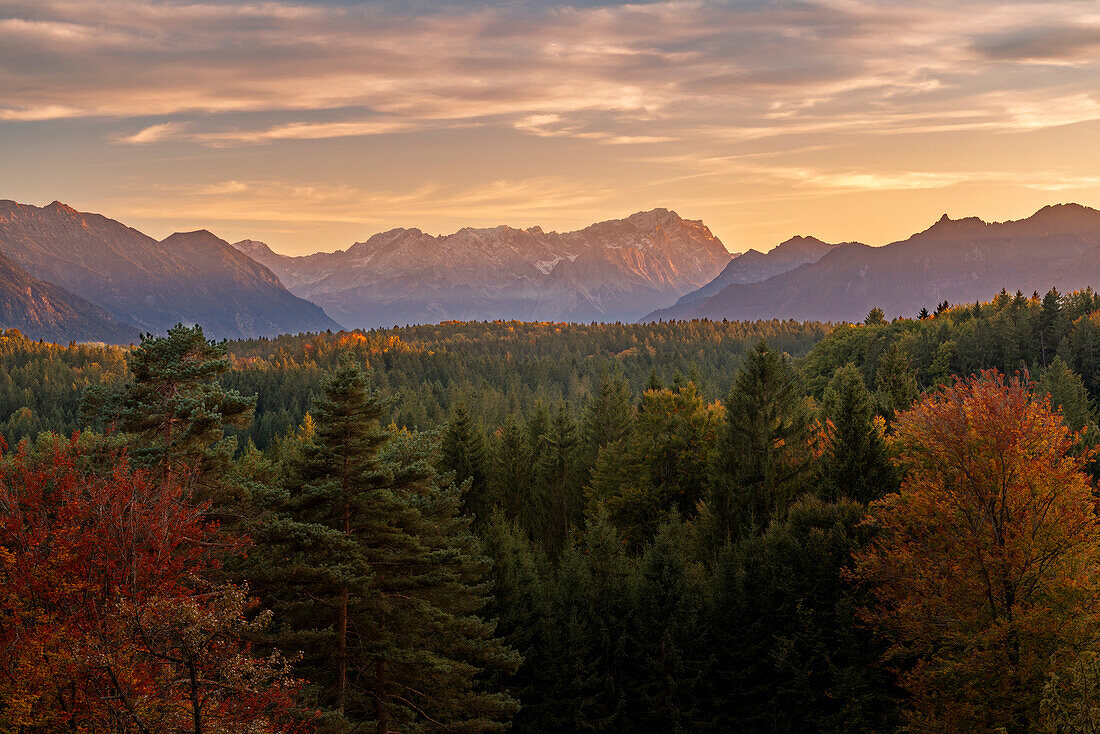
854;370;1100;734
0;436;302;734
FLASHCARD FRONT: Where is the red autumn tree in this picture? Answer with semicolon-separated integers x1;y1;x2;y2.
0;435;303;733
854;370;1100;734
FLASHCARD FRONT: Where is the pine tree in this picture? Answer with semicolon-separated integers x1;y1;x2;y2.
439;401;492;526
700;341;812;547
255;355;399;728
818;365;897;504
80;323;254;496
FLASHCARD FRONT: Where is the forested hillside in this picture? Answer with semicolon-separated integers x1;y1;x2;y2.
5;290;1100;732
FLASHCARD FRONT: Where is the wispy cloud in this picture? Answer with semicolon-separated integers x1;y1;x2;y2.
0;0;1096;146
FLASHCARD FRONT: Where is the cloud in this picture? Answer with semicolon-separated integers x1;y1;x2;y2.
117;118;419;145
121;175;616;232
973;23;1100;62
0;0;1095;150
117;121;190;144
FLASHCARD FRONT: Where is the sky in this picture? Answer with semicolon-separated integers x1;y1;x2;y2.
1;0;1099;256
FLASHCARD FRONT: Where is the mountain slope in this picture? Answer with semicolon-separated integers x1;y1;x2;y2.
0;251;139;343
653;235;842;318
233;208;732;328
646;204;1100;323
0;201;341;339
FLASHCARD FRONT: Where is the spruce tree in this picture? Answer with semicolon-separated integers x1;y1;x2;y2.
533;403;581;555
700;341;812;548
1040;288;1066;367
874;343;918;421
254;358;518;732
623;516;706;732
439;401;492;525
579;370;635;479
378;429;521;732
818;365;897;504
1039;356;1096;435
489;413;531;527
480;514;554;731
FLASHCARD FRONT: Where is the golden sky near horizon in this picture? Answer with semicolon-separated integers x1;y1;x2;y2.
1;0;1099;255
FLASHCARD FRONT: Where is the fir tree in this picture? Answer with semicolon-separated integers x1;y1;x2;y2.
439;401;492;525
254;358;518;732
700;341;812;547
818;365;897;504
579;370;635;478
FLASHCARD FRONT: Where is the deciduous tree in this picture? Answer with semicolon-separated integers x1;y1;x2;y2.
855;370;1100;734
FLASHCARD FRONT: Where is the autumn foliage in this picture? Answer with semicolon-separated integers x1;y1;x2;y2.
0;436;300;734
855;370;1100;734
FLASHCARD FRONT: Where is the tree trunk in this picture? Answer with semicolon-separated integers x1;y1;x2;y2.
337;503;350;713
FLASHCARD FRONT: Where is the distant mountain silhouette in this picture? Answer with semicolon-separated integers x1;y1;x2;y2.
0;251;138;343
233;209;733;328
0;201;341;340
658;235;844;315
642;204;1100;323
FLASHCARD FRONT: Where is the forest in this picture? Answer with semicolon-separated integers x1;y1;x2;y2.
4;288;1100;733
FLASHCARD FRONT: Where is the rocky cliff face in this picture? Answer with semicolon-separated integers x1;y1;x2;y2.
0;201;341;339
234;208;732;327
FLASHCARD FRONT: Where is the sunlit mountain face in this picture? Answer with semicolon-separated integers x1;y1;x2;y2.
1;0;1098;261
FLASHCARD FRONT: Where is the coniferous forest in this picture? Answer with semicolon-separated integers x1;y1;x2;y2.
6;289;1100;732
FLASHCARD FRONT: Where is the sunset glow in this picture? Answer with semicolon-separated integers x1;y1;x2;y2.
2;0;1099;253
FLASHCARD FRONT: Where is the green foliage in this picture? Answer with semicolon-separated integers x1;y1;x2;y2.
439;401;492;524
252;357;518;731
81;324;254;486
819;365;897;503
700;340;813;548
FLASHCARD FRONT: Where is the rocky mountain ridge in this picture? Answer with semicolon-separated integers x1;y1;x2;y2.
233;208;733;327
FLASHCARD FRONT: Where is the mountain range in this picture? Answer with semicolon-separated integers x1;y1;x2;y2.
232;208;733;328
2;200;1100;343
0;201;340;341
647;203;1100;323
